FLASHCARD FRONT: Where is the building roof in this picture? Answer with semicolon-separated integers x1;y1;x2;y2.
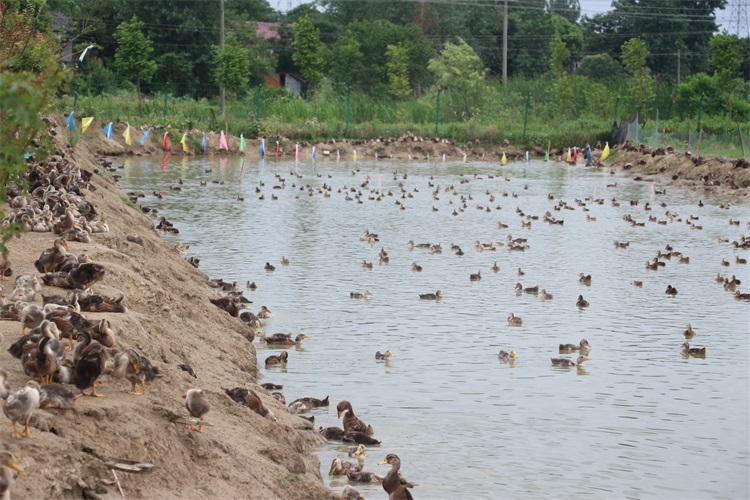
256;22;280;40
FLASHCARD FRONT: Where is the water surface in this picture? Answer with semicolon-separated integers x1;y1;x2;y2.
117;155;749;499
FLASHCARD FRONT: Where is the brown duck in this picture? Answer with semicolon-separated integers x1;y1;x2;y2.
337;400;374;436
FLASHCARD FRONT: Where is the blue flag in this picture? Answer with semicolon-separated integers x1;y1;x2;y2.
312;146;316;160
586;145;593;164
140;128;151;146
259;138;265;157
103;122;113;139
65;112;76;131
201;133;206;152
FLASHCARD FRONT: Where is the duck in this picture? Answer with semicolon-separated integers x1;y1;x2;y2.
683;324;695;339
38;383;79;410
578;273;592;285
348;444;367;459
22;336;58;384
68;262;106;289
78;292;126;313
411;262;422;272
576;295;590;308
497;350;517;362
0;450;23;497
362;260;374;269
19;303;44;335
337;400;374;436
3;380;40;438
735;290;750;300
517;267;525;276
419;290;442;300
246;281;258;289
34;237;68;273
329;457;362;476
681;342;706;357
0;254;11;281
491;262;500;273
265;351;288;366
469;271;481;281
0;369;10;400
113;348;160;395
551;355;589;367
539;289;553;301
559;339;591;353
280;256;290;266
375;350;393;361
265;262;276;271
183;388;210;432
224;387;276;420
347;470;383;483
264;333;310;346
379;454;414;500
73;332;108;397
720;258;730;267
341;485;364;500
631;279;643;287
515;283;538;294
665;285;678;296
350;290;372;299
257;305;272;318
507;312;523;326
736;255;747;265
289;395;329;409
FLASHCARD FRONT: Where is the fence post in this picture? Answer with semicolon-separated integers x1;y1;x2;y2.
345;86;352;137
256;84;262;121
435;86;442;138
522;93;531;145
163;82;170;119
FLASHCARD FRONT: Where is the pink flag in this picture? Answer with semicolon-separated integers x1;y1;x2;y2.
219;131;228;151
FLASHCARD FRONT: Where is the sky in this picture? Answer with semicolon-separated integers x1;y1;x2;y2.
274;0;746;37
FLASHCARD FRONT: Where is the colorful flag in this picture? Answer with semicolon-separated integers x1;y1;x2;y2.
103;122;113;139
79;44;95;62
566;148;572;162
201;133;206;152
161;154;169;171
573;147;578;163
275;141;279;157
163;132;169;151
65;112;76;131
259;138;265;157
501;152;507;165
219;131;228;150
586;145;593;164
180;132;188;153
312;146;316;160
526;151;530;162
295;144;299;161
81;117;94;134
336;150;340;161
140;129;151;146
239;134;246;153
600;142;610;162
353;149;357;161
123;124;132;146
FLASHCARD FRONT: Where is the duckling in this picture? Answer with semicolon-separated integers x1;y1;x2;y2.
114;348;160;395
665;285;678;296
375;350;393;361
246;281;258;289
578;273;592;285
39;384;79;410
329;458;362;476
257;305;272;318
265;351;288;366
559;339;591;353
362;260;374;269
681;342;706;357
631;279;643;287
350;290;372;299
507;312;523;326
491;262;500;273
3;380;40;438
19;304;44;335
721;258;730;267
337;400;374;435
280;256;290;266
683;324;695;339
469;271;481;281
264;333;310;346
346;470;383;483
0;450;23;496
539;289;553;301
0;369;10;400
73;332;108;397
734;290;750;300
0;254;11;281
515;283;538;294
183;388;210;432
517;267;525;276
736;255;747;265
265;262;276;271
34;238;68;273
348;444;366;459
341;485;365;500
497;350;517;362
551;355;589;367
69;262;105;289
379;454;413;500
419;290;442;300
411;262;422;272
576;295;590;308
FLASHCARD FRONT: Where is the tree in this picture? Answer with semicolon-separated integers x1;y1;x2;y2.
114;16;156;117
576;54;626;86
428;37;487;119
327;29;365;92
621;38;654;116
547;0;580;22
709;32;743;120
292;15;326;112
212;36;251;119
550;35;573;115
386;43;411;101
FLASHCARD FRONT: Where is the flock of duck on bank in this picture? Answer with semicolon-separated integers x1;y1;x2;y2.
122;155;747;499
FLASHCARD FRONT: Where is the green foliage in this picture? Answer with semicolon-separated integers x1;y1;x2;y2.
212;36;251;97
114;16;156;117
575;54;625;85
428;38;487;119
547;0;581;22
549;35;569;79
328;30;365;91
709;32;743;119
292;15;326;99
386;44;411;101
675;72;749;122
621;38;654;116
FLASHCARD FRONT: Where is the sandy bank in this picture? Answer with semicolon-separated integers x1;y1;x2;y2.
1;119;338;499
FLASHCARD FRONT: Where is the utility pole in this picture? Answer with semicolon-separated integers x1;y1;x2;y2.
220;0;226;119
502;0;508;87
677;49;680;84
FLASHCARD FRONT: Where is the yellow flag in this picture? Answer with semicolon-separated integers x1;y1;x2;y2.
123;124;131;146
501;152;507;165
180;132;188;153
566;148;572;162
81;117;94;134
600;142;610;162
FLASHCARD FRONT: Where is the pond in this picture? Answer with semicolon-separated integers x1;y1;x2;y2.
116;154;749;499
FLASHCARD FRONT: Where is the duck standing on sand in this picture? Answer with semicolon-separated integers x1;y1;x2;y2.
113;348;160;395
183;388;210;432
4;381;41;438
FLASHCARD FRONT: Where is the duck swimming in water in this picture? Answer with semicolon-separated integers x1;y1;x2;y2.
350;290;372;299
379;454;414;500
497;350;517;362
576;295;590;308
551;355;589;367
665;285;678;296
265;351;288;366
539;289;553;301
682;342;706;357
507;312;523;326
419;290;442;300
559;339;590;353
683;324;695;338
375;350;393;361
